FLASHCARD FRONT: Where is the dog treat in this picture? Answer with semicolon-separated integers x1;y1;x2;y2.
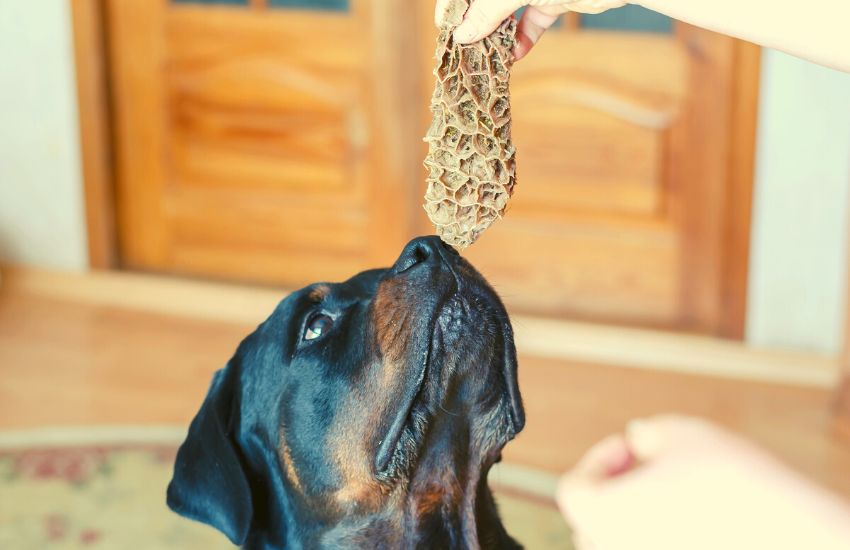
423;0;518;249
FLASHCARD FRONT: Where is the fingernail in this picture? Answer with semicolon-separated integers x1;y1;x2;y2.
513;32;532;61
605;446;635;477
453;22;479;43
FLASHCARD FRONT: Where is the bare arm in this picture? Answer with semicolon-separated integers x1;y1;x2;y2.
639;0;850;72
439;0;850;72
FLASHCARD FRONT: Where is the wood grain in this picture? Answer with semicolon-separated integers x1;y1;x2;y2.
413;14;759;335
362;0;423;265
509;355;850;499
107;0;170;267
718;41;761;338
4;265;837;386
101;2;759;335
107;0;420;288
70;0;117;268
1;275;847;499
668;24;733;333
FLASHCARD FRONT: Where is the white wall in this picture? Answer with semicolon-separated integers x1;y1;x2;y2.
0;1;88;271
746;50;850;355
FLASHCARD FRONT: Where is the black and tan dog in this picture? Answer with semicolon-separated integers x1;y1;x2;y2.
167;236;525;549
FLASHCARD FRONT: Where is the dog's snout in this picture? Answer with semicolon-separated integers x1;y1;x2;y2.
393;236;455;274
393;236;436;274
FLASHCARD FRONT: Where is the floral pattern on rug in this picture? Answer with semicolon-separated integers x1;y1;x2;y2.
0;445;232;550
0;444;572;549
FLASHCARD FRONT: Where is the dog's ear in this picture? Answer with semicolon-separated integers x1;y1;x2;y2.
167;365;253;545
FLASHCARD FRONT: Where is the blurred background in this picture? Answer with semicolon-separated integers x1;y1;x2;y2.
0;1;849;548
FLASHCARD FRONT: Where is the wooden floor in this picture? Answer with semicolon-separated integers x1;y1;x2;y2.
2;272;849;500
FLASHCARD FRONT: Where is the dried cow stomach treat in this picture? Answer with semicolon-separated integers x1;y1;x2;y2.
423;0;518;249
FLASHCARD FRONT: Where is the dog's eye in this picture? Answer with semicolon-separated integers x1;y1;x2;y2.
303;312;334;342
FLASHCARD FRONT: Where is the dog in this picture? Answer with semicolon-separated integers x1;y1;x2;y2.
167;236;525;549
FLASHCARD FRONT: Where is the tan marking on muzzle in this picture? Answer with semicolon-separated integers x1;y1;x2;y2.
278;426;303;494
327;360;403;511
327;381;390;511
324;276;421;511
372;278;412;364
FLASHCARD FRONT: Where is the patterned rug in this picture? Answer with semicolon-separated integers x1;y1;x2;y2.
0;427;573;549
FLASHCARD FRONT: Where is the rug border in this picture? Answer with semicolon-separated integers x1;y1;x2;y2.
0;425;187;449
0;425;561;505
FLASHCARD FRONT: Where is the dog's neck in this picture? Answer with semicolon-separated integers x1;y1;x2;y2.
312;460;518;549
267;408;521;548
403;462;519;549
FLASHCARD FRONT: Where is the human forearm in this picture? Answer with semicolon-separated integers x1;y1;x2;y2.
638;0;850;72
442;1;850;71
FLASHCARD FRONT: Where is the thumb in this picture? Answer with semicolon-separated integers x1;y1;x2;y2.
454;0;525;44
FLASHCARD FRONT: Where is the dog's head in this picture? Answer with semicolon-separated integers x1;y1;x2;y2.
167;236;524;547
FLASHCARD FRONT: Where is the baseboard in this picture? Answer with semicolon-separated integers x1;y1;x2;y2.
1;265;282;325
2;265;841;389
510;315;839;388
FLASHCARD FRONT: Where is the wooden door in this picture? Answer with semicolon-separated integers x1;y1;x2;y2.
107;0;421;286
104;1;757;336
417;6;759;336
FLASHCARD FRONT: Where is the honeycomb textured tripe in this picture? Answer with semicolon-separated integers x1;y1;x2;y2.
424;0;517;249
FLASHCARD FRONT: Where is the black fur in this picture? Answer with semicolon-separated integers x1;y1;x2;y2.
167;236;525;549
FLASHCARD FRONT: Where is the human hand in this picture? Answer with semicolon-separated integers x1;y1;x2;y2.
557;415;850;550
435;0;627;60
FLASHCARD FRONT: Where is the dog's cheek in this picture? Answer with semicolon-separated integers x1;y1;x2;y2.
278;424;304;495
323;360;396;514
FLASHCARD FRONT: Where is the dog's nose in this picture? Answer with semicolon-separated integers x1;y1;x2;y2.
392;236;456;274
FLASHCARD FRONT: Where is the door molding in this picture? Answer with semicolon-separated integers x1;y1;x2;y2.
71;0;118;269
719;40;761;338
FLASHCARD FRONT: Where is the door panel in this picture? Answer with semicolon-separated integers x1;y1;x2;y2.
470;29;694;326
108;0;418;286
414;6;757;334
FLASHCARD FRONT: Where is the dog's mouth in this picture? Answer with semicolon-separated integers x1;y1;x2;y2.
373;284;523;481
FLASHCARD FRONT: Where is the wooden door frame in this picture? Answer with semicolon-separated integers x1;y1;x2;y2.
73;1;759;337
719;41;761;338
71;0;118;269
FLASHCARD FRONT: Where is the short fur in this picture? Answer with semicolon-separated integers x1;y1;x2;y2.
167;236;525;549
